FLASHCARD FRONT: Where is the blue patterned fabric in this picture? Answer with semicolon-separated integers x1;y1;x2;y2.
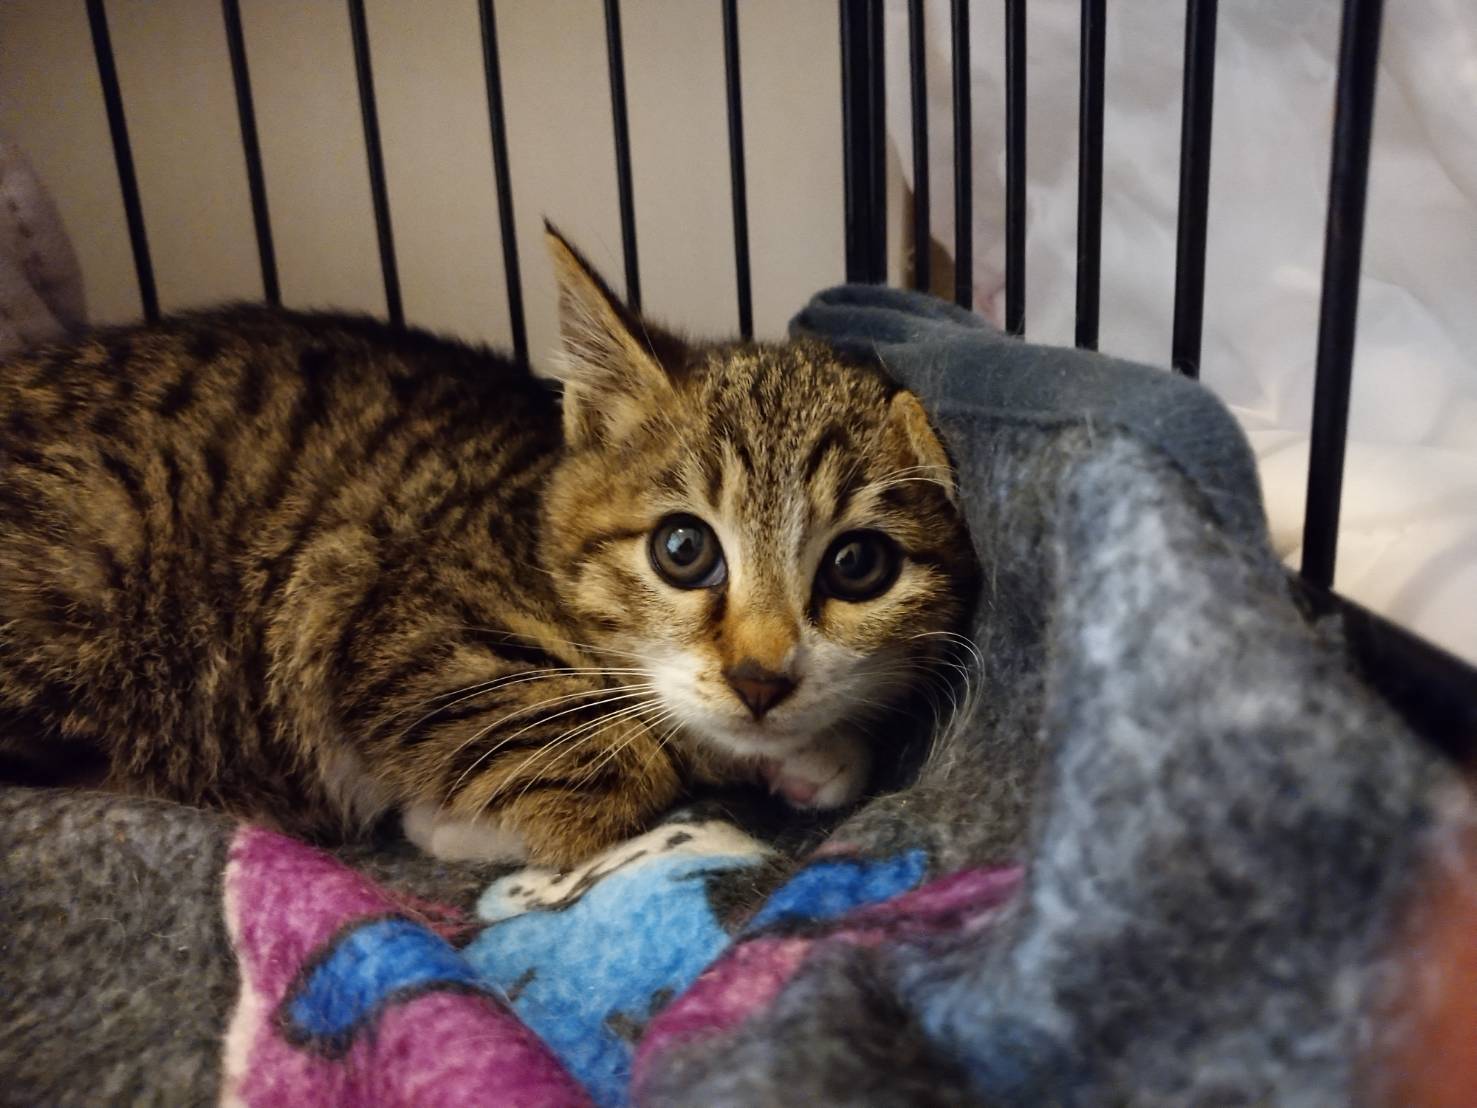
462;822;771;1105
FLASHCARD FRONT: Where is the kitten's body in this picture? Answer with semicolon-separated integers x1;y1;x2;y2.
0;235;974;865
0;306;586;848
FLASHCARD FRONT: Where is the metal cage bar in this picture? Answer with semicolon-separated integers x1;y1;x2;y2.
1004;0;1026;334
839;0;886;284
907;0;930;292
1301;0;1385;589
951;0;972;309
866;0;886;282
222;0;279;306
1170;0;1218;378
1075;0;1105;350
722;0;754;338
85;0;159;323
604;0;641;310
346;0;403;327
476;0;528;363
840;0;866;282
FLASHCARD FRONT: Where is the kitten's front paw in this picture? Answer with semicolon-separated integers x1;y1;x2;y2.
402;802;531;863
760;732;871;811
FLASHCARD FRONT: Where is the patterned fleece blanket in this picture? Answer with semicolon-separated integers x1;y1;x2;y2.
0;287;1464;1106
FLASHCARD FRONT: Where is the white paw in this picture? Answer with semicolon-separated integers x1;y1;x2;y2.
760;732;872;810
401;803;530;863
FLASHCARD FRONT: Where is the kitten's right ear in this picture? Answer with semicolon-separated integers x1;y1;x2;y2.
545;221;672;447
886;390;959;506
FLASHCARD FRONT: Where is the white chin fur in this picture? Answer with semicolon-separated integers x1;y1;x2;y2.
693;718;819;762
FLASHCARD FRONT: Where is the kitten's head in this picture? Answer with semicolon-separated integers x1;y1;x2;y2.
542;227;977;772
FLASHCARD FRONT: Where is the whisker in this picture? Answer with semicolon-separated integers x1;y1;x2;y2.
438;681;657;766
639;714;686;774
873;462;954;477
442;686;658;808
907;629;986;672
382;665;650;744
446;626;667;667
566;704;681;793
454;682;657;764
494;700;666;811
858;462;955;496
478;694;663;802
867;645;979;750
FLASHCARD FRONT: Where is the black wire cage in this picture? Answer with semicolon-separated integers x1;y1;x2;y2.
80;0;1477;761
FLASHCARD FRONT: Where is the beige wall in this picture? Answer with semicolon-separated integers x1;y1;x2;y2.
0;0;848;367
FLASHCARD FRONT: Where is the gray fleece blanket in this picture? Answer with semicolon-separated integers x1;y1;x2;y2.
0;286;1460;1106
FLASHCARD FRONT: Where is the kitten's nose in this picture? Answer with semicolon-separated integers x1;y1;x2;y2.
723;660;797;719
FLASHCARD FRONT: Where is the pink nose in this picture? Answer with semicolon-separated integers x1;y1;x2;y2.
723;660;797;719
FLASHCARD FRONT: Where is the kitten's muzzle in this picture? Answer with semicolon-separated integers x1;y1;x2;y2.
723;660;797;720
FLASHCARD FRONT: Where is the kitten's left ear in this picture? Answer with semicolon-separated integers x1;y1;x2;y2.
887;391;958;505
545;222;673;447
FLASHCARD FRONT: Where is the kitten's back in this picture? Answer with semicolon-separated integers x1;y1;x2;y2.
0;307;561;826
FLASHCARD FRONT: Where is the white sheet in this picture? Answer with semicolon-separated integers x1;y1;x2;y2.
884;0;1477;664
0;137;84;358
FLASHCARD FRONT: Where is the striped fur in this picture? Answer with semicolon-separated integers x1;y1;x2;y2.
0;234;976;866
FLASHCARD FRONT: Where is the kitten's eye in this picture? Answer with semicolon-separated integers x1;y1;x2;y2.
818;531;900;602
650;514;726;589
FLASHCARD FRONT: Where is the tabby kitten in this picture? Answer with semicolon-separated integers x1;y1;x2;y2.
0;229;976;866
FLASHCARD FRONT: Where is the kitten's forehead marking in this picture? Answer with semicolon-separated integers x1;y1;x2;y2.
677;348;895;621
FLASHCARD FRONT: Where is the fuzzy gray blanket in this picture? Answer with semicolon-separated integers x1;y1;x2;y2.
0;286;1460;1106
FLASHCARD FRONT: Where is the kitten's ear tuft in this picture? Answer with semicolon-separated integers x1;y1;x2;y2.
545;221;671;447
887;391;958;505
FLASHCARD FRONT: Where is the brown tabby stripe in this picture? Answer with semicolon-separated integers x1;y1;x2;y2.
327;577;399;688
89;541;128;593
162;449;184;518
829;467;869;522
88;407;122;439
412;479;484;537
576;526;647;564
439;702;621;783
253;405;416;604
395;692;530;749
203;440;230;513
348;649;461;733
729;436;755;477
704;589;727;632
156;367;198;418
187;329;222;364
652;465;685;497
6;407;36;439
0;485;40;526
458;632;566;672
700;452;723;505
97;449;145;511
237;354;268;417
801;425;850;482
29;356;71;395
